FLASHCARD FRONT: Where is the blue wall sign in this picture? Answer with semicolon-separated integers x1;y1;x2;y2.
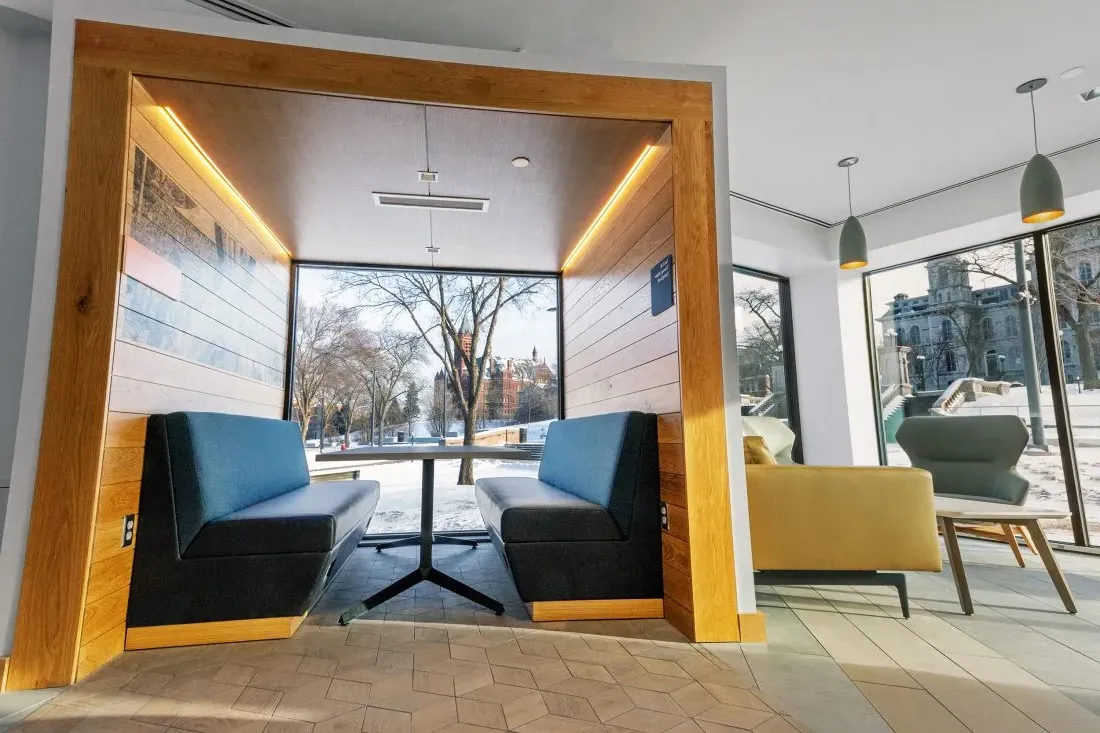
650;255;674;316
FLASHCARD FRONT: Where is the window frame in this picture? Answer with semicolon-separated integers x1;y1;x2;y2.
862;217;1100;548
732;265;804;462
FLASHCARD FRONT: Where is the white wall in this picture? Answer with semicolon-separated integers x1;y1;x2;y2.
0;0;749;652
0;5;49;550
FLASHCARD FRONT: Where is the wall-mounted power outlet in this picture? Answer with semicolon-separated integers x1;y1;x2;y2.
121;514;136;547
660;501;669;531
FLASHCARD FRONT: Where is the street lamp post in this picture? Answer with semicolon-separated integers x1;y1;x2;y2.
916;354;927;392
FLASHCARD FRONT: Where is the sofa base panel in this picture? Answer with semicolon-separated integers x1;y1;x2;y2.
125;614;307;650
525;598;664;622
756;569;910;619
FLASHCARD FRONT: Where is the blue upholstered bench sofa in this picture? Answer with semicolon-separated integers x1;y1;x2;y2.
474;411;662;603
128;412;380;628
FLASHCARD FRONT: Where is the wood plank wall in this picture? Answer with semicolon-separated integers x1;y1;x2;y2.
560;131;699;637
75;79;291;679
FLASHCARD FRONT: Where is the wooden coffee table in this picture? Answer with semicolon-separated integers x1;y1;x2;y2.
935;497;1076;615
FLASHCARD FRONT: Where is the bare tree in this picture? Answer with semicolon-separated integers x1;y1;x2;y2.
328;328;382;447
292;303;357;441
367;330;425;445
735;285;783;387
336;272;545;483
1047;227;1100;387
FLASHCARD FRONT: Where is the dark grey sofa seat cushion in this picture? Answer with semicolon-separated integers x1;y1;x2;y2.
185;480;381;558
475;477;623;542
165;412;312;550
537;412;644;534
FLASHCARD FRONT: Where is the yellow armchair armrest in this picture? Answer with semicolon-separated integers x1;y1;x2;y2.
746;465;942;572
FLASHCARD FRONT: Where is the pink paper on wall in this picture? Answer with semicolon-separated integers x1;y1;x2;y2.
123;236;182;300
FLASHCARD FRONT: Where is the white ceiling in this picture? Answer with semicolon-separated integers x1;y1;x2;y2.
241;0;1100;225
141;77;665;269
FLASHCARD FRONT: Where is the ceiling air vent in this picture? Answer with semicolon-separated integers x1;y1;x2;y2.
185;0;297;25
372;193;490;213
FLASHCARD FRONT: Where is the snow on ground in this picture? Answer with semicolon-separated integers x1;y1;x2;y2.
307;452;539;534
887;385;1100;542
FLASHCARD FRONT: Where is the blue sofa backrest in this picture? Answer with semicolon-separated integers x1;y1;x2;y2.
538;411;652;534
164;412;310;550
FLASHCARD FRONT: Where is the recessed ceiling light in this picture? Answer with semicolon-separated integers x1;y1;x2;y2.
511;156;530;168
1062;66;1086;80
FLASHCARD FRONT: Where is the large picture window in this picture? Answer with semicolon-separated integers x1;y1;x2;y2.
290;264;561;535
733;267;802;459
865;225;1100;546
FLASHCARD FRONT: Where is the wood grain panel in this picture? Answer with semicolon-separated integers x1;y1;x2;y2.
109;375;283;417
125;616;307;650
91;514;138;567
100;448;144;486
0;656;8;693
664;503;690;543
658;414;683;444
565;383;681;418
662;563;693;611
660;472;687;509
76;22;713;122
76;624;126;680
7;64;131;692
86;551;134;605
525;599;664;622
565;284;653;357
567;314;677;378
671;117;738;642
566;353;679;408
662;596;694;640
113;340;284;407
105;412;147;448
81;585;130;645
661;533;691;577
658;444;686;475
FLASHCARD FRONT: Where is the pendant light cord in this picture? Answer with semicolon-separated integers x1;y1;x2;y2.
423;105;436;266
846;166;853;216
1029;91;1039;155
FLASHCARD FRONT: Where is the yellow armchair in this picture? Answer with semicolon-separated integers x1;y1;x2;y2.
743;434;942;618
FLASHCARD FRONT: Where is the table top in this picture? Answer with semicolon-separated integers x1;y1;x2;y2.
934;496;1069;521
315;444;531;462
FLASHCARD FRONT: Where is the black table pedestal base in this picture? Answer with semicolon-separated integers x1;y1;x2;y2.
339;458;503;625
375;534;477;551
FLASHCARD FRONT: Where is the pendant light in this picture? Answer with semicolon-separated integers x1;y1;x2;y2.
1017;78;1065;224
837;156;868;270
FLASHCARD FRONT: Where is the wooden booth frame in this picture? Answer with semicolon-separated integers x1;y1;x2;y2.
7;20;740;690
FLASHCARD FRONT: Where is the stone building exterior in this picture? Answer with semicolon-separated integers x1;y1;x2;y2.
877;257;1069;391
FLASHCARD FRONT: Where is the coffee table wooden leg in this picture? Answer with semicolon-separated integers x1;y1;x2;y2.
1002;523;1026;567
940;517;974;615
1022;519;1077;614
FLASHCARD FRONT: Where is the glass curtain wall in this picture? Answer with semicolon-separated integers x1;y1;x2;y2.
866;229;1100;545
289;264;561;535
733;267;802;460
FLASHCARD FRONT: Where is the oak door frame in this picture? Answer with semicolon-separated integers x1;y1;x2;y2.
9;20;737;689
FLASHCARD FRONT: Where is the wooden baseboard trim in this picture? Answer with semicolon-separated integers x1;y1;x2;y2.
125;615;306;650
1;656;9;693
737;611;767;643
525;599;664;622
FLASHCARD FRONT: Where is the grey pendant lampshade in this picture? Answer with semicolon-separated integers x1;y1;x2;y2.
1020;152;1065;224
837;156;867;269
839;215;868;270
1017;78;1065;225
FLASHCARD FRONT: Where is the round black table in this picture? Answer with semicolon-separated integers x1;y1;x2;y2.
316;444;529;624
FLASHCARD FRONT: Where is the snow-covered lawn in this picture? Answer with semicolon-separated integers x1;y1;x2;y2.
307;453;539;534
886;385;1100;542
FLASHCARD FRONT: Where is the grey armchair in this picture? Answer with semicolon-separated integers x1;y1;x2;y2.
896;415;1036;565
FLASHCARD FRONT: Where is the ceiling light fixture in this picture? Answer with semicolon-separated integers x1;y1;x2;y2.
1080;85;1100;103
1016;78;1065;224
372;192;490;212
418;170;439;183
837;156;867;270
160;106;291;257
512;156;531;168
1062;66;1086;80
562;145;656;271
